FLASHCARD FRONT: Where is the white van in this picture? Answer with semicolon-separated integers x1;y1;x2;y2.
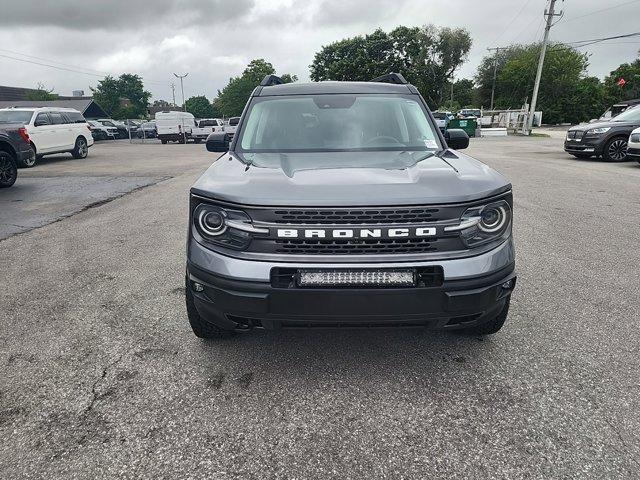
155;111;196;144
0;107;94;167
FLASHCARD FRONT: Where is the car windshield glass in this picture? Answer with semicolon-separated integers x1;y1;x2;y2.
612;105;640;122
238;94;440;153
0;110;33;124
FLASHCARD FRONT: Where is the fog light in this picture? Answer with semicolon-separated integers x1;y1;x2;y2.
192;282;204;292
501;280;513;290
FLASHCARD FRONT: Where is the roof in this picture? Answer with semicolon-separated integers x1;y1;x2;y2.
254;81;414;97
0;99;108;118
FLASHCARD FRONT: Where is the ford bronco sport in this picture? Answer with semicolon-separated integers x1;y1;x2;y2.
186;73;516;338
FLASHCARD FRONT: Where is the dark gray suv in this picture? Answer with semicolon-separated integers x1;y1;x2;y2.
186;73;516;338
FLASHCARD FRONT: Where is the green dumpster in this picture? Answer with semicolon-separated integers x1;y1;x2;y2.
448;118;477;137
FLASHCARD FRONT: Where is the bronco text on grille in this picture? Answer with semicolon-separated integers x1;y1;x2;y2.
185;73;516;338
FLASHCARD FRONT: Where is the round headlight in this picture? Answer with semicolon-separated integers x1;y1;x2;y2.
479;206;507;233
197;207;227;236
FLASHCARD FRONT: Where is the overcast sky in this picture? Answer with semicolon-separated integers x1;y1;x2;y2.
0;0;638;102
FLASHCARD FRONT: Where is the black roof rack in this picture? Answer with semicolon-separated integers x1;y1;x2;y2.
260;74;285;87
370;73;408;85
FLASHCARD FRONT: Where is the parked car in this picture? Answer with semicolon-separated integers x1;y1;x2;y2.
136;122;157;138
565;104;640;161
0;122;35;185
192;118;224;143
432;111;450;132
156;111;195;144
187;73;516;338
0;107;93;167
458;108;482;119
122;119;140;134
224;117;240;141
88;120;118;141
627;126;640;164
97;119;128;138
592;99;640;123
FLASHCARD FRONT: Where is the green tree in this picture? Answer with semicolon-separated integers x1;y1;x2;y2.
309;25;472;109
442;78;477;110
185;95;217;118
603;56;640;104
91;74;151;119
25;82;59;101
216;59;297;117
475;43;604;124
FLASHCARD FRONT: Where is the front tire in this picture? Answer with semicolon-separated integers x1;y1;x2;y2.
72;137;88;159
466;297;510;335
0;150;18;188
185;277;235;339
603;137;628;162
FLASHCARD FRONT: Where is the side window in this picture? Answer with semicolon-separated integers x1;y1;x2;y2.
49;112;65;125
67;112;87;123
34;113;51;126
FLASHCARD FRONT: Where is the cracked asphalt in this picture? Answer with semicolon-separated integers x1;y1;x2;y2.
1;137;639;479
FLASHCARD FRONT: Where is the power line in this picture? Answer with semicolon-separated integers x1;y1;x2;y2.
490;0;535;45
0;50;167;86
559;0;640;24
564;31;640;48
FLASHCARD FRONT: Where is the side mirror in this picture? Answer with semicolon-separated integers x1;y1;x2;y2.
206;132;230;152
445;128;469;150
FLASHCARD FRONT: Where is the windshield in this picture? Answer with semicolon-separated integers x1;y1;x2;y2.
612;105;640;122
238;94;440;153
0;110;34;124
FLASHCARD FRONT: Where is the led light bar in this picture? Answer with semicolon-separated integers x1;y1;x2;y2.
297;268;415;287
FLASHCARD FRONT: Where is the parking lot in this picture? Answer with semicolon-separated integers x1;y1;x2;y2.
1;136;639;478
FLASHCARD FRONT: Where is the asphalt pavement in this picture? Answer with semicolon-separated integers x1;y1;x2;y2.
1;137;639;479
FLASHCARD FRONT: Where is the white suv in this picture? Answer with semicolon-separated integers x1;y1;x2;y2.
0;107;94;167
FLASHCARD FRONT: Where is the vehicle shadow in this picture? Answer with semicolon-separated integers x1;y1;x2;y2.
194;327;497;382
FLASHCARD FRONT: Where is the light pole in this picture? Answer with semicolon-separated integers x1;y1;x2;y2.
173;73;188;111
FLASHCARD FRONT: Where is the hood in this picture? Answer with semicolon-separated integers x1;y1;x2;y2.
190;150;511;207
570;119;638;131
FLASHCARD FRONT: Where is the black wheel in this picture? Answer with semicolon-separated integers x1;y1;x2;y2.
465;298;510;335
571;153;592;159
18;145;37;168
72;137;88;159
161;139;167;144
603;137;628;162
194;138;202;144
0;150;18;188
185;277;235;339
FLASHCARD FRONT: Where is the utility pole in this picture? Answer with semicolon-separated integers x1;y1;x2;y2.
170;82;176;106
526;0;563;134
486;47;501;112
173;73;188;111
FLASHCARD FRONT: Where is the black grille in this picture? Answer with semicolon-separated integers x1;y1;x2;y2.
274;238;440;255
271;208;440;224
567;130;584;140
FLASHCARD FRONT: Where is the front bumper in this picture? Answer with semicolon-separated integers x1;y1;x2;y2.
627;145;640;161
564;138;603;156
186;238;516;330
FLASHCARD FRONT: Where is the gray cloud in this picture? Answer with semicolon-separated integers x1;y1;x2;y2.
0;0;637;106
0;0;255;30
312;0;409;27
